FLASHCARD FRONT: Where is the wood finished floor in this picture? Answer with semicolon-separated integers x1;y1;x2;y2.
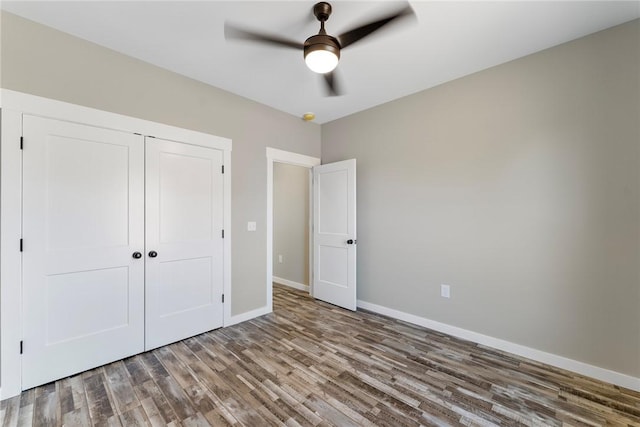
2;284;639;427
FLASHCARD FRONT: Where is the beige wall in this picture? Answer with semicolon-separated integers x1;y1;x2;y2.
0;12;321;317
273;163;310;285
322;20;640;377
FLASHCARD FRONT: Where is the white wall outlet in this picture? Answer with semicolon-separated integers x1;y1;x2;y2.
247;221;257;231
441;284;451;299
278;254;283;263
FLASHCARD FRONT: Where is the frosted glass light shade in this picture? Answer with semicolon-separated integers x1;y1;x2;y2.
305;50;339;74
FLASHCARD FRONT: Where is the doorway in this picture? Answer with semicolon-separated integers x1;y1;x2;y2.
266;148;320;311
273;162;310;292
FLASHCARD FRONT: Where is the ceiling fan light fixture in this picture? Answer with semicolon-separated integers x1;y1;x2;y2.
304;34;340;74
305;50;339;74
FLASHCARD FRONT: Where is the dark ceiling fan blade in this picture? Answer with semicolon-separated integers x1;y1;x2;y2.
323;71;343;97
224;22;303;50
337;3;415;49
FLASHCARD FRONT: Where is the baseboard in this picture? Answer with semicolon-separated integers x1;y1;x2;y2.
357;299;640;392
273;276;309;292
227;305;271;327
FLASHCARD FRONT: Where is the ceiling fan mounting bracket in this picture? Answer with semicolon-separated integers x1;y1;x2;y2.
313;2;333;22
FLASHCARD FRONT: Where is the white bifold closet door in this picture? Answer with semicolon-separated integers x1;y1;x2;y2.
144;137;224;350
22;116;145;389
21;117;225;390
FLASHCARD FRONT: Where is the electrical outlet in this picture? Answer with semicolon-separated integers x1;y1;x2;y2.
247;221;256;231
441;284;450;299
278;254;283;263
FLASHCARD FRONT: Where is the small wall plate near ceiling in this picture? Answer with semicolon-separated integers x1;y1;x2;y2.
302;112;316;121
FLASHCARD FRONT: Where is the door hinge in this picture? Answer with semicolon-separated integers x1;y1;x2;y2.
20;341;23;354
222;229;224;239
20;238;23;252
20;136;24;150
222;294;225;303
222;165;225;174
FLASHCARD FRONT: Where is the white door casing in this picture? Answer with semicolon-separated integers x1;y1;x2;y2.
21;116;145;389
266;148;321;313
313;159;357;311
145;137;225;350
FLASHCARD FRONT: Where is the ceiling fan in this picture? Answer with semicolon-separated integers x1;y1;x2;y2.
224;2;415;96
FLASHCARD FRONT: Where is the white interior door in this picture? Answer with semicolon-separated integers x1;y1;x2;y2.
22;116;145;389
145;137;224;350
313;159;357;310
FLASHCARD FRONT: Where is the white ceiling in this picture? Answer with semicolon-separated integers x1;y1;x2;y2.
2;1;639;123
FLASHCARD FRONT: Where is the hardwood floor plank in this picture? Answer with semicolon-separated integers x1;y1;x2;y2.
181;412;213;427
221;396;273;427
123;356;152;385
58;383;74;416
154;375;196;421
104;361;140;415
16;403;34;427
302;393;362;427
247;386;291;425
137;396;170;427
154;346;198;390
119;406;150;427
139;352;169;380
184;383;218;415
135;379;180;426
202;407;237;427
1;395;21;427
83;372;116;426
32;386;59;427
60;405;92;427
364;404;423;427
186;360;236;402
18;389;35;411
91;414;123;427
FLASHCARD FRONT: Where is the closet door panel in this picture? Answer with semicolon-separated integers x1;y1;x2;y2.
145;138;224;350
22;116;145;390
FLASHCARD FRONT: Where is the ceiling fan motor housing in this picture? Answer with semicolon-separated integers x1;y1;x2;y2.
304;34;341;61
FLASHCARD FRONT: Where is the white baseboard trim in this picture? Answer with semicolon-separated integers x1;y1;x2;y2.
357;299;640;392
227;305;271;327
273;276;309;292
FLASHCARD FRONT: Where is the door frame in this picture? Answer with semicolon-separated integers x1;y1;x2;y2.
266;148;320;311
0;89;232;399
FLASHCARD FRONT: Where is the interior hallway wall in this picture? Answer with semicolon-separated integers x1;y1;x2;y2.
273;163;310;286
